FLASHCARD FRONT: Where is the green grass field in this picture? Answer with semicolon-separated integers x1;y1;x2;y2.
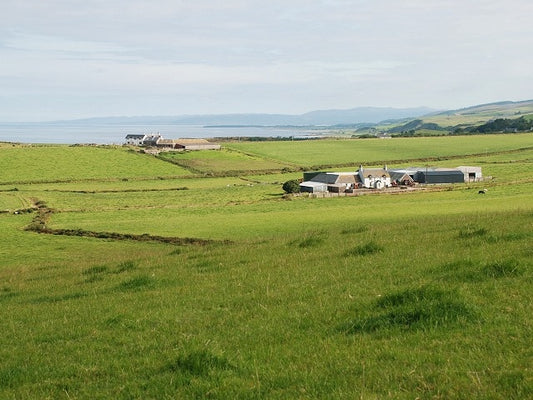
226;134;533;168
158;148;292;174
1;134;532;399
0;144;191;184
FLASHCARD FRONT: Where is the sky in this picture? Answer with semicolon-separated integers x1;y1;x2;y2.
1;0;532;122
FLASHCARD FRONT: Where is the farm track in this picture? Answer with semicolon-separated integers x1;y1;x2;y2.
23;199;229;246
44;187;189;194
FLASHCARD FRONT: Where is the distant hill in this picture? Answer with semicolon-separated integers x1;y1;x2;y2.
435;99;533;117
293;107;435;125
40;100;533;135
379;99;533;136
387;119;446;133
48;107;436;127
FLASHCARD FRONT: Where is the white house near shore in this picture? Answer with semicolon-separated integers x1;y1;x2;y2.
124;134;147;146
124;134;220;151
157;138;221;150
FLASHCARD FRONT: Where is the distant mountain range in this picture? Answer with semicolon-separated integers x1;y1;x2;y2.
39;100;533;129
46;106;436;127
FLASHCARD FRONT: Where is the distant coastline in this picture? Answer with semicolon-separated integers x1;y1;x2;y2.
0;123;325;145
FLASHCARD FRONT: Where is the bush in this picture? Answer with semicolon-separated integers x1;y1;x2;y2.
282;179;301;194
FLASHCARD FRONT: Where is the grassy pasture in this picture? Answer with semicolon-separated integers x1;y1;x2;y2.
34;182;279;213
0;134;532;399
158;148;292;174
0;191;31;211
226;134;533;168
1;210;531;399
2;176;249;193
46;182;532;240
0;145;191;184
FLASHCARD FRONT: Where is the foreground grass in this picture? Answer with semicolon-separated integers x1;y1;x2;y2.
1;136;532;398
0;209;531;399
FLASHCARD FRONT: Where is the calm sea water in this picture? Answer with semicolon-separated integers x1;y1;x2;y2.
0;123;324;144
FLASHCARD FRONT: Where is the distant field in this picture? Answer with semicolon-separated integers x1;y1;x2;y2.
422;103;533;127
158;148;291;174
0;145;191;184
226;134;533;168
1;135;532;399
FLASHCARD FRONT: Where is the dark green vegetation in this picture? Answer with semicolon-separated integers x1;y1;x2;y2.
0;135;532;399
282;179;301;193
459;116;533;134
353;99;533;138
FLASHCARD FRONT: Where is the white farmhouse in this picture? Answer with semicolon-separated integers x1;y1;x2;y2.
124;134;147;146
357;165;391;189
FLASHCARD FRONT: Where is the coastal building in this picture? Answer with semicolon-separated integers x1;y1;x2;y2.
123;135;220;150
124;134;147;146
142;134;162;146
156;138;221;150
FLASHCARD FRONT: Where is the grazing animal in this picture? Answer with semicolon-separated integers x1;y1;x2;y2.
478;189;487;194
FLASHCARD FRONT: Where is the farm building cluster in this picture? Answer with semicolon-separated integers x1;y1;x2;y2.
124;134;221;151
300;165;482;193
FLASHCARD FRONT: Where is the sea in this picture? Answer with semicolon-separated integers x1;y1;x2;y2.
0;123;327;144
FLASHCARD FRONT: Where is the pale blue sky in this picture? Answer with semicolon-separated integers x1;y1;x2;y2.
1;0;532;121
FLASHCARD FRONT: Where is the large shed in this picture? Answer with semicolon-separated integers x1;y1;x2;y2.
301;172;359;193
415;169;465;184
300;181;328;193
457;166;483;182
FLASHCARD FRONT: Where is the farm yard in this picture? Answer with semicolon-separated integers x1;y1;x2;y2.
0;134;532;399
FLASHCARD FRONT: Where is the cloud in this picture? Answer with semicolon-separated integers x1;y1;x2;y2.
4;32;130;55
1;0;532;120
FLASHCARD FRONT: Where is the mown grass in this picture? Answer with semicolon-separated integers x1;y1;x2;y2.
0;136;532;398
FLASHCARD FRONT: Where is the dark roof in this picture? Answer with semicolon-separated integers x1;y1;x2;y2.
359;168;390;178
422;170;463;176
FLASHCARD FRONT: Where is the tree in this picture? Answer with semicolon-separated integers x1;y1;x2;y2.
282;179;301;194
